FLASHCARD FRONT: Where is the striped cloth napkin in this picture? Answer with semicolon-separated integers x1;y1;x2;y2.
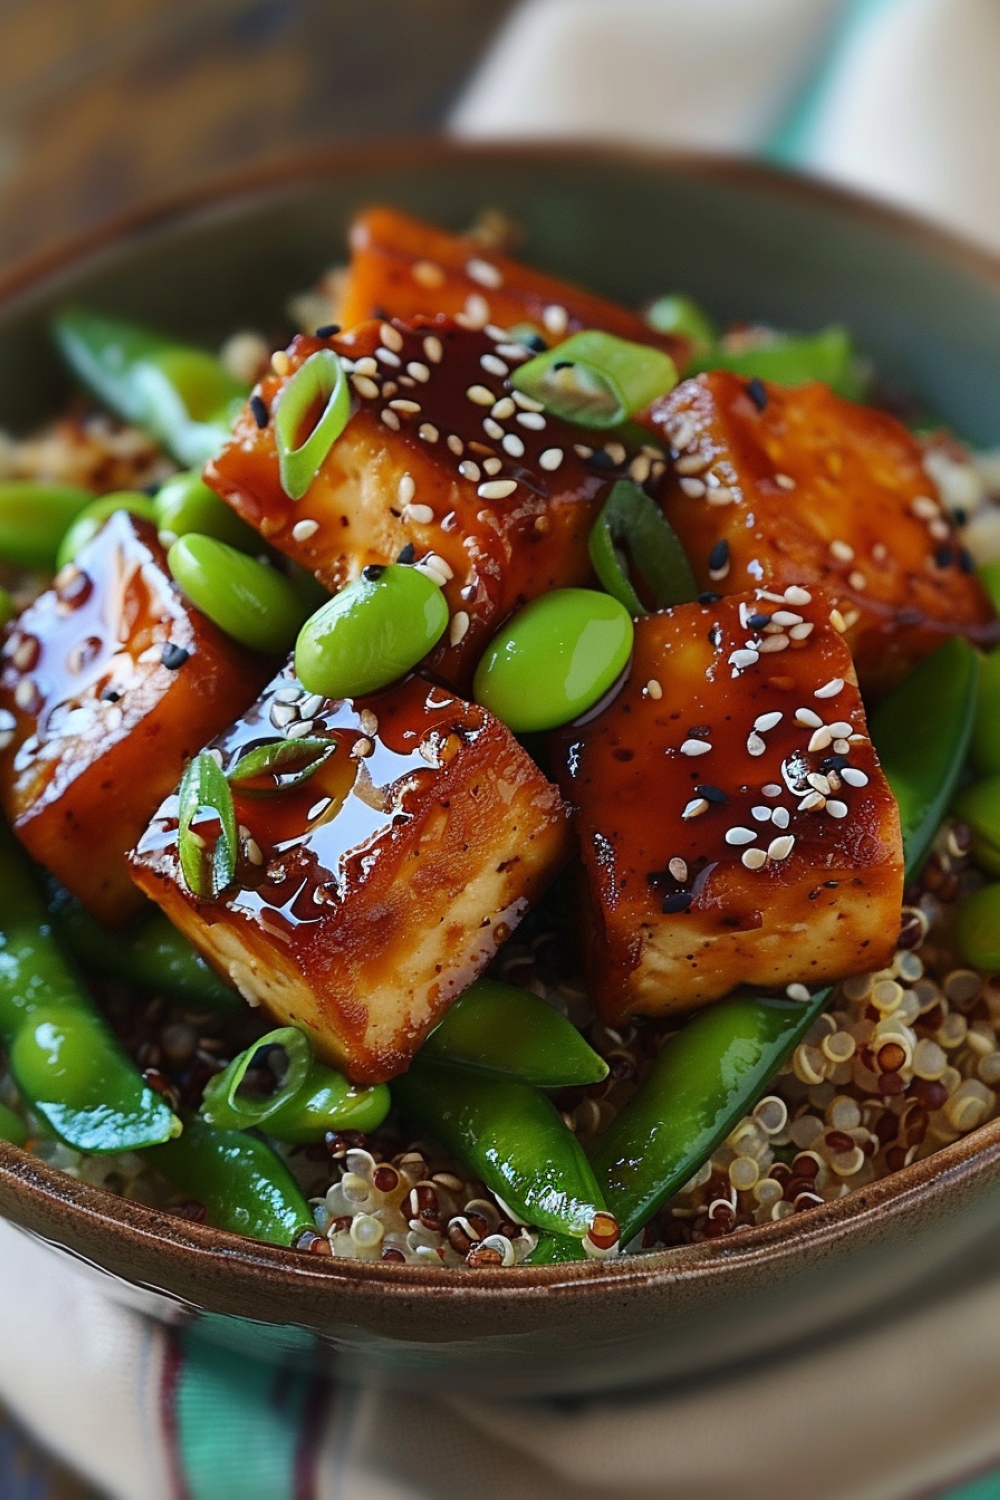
8;3;1000;1496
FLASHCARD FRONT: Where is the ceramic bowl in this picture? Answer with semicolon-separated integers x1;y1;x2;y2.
2;142;1000;1398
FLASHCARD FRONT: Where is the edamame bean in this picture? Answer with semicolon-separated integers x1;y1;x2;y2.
55;492;156;571
972;650;1000;776
168;534;305;653
154;470;259;552
955;883;1000;971
954;775;1000;877
0;482;93;570
473;588;634;733
294;563;449;699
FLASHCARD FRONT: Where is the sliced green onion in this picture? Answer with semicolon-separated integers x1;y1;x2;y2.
589;479;697;615
200;1027;312;1130
645;295;716;356
274;349;351;500
510;330;677;429
227;735;335;795
691;326;866;401
177;751;238;900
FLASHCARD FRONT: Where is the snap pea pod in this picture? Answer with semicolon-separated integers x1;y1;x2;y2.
55;492;156;571
530;987;832;1263
392;1059;607;1238
53;309;247;468
690;325;865;401
870;636;979;880
47;883;239;1012
0;822;181;1151
0;481;93;569
145;1118;312;1246
420;978;609;1087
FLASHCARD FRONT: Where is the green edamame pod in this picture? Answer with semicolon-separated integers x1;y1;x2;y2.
55;492;156;571
153;471;260;553
871;637;978;880
263;1070;390;1143
421;978;609;1087
53;310;247;468
0;822;181;1151
0;481;93;570
168;534;306;653
47;884;238;1012
392;1059;607;1238
690;325;865;401
145;1118;312;1246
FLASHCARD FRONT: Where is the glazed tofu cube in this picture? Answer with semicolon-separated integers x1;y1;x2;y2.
0;511;270;925
553;589;903;1025
643;373;995;695
208;319;636;686
337;206;689;364
129;667;570;1083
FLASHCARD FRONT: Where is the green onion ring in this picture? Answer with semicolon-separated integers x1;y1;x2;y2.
199;1027;313;1130
589;479;697;615
511;330;677;429
273;349;351;500
177;750;238;899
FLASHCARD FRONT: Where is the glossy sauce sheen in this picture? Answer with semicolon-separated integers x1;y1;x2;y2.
554;589;903;1023
0;512;267;925
338;205;690;366
131;664;571;1082
207;318;641;687
643;373;995;696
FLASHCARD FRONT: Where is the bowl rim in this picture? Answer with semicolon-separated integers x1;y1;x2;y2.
2;134;999;1300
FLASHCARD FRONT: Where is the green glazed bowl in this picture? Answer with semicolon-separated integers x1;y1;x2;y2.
2;142;1000;1397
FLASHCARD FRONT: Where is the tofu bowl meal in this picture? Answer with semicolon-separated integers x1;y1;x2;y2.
3;144;1000;1395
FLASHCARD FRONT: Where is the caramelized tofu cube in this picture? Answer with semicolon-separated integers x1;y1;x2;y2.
644;373;995;694
0;512;269;925
129;668;570;1083
338;206;689;364
208;319;633;686
553;589;903;1024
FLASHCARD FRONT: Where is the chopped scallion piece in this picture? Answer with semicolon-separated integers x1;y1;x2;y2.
274;349;351;500
510;330;677;429
645;294;716;355
589;479;697;615
200;1026;312;1130
227;735;335;795
177;751;238;899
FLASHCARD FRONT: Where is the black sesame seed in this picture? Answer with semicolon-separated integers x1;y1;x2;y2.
954;507;968;528
935;545;954;569
661;890;693;914
747;612;772;629
694;784;728;803
586;449;616;471
249;394;269;429
522;333;548;352
371;306;389;320
142;480;160;496
315;323;341;338
697;591;722;604
747;377;768;411
396;542;416;565
821;754;849;772
101;688;121;703
160;643;190;670
361;564;386;582
959;547;975;574
708;540;729;571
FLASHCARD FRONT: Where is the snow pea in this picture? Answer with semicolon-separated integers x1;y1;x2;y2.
0;481;93;570
420;977;609;1087
0;822;181;1151
473;588;634;733
690;325;865;401
955;883;1000;970
168;534;306;653
53;309;247;468
153;470;260;553
55;492;156;571
145;1118;312;1246
47;883;239;1012
871;636;978;881
392;1059;607;1238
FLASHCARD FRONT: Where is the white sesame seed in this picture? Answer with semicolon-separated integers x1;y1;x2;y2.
419;423;439;443
762;783;783;797
502;433;525;458
352;374;379;400
768;834;795;860
830;540;854;562
299;693;325;719
680;738;712;757
513;390;545;413
517;411;546;431
772;806;791;829
447;435;464;456
678;476;706;498
815;678;844;699
758;635;790;653
751;806;772;822
480;353;509;378
274;685;303;704
754;711;783;732
786;983;811;1002
827;721;854;738
449;610;470;647
629;454;652;484
668;857;688;883
271;350;291;376
482;457;503;476
246;837;264;866
667;417;696;450
543;304;569;336
286;718;316;739
407;361;430;383
912;495;939;519
682;797;709;819
808;727;834;752
833;738;851;755
789;621;815;640
466;384;495;406
675;452;710;476
838;767;867;789
826;800;849;819
829;608;848;633
351;737;374;759
928;518;951;541
795;707;824;728
376;347;401;369
645;678;662;700
381;409;400;430
389;399;421;416
726;827;757;847
784;586;812;605
478;479;518;501
848;733;867;744
458;460;481;483
397;473;416;507
496;343;529;360
730;649;759;669
536;447;564;473
491;397;516;420
460;294;491;329
413;260;445;289
483;418;504;441
774;473;796;490
742;848;768;869
573;444;593;460
291;519;319;542
381;381;398;399
466;257;503;288
807;773;832;795
270;702;297;729
353;356;378;376
604;441;627;466
770;611;803;628
405;503;435;525
799;791;826;811
380;323;403;352
747;732;766;757
848;571;867;592
706;487;735;506
423;335;444;364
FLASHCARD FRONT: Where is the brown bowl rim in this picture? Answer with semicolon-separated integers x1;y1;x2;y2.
2;135;999;1299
